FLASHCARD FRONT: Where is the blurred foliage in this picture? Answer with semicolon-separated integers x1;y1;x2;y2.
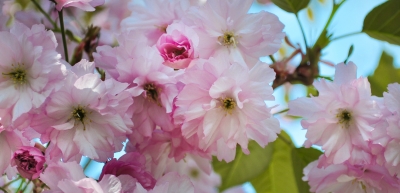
368;52;400;97
213;141;274;191
363;0;400;46
271;0;310;14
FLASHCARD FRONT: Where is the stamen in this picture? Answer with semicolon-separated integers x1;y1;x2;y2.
71;106;88;130
218;32;237;47
2;63;27;85
336;109;352;129
220;97;236;114
144;83;162;107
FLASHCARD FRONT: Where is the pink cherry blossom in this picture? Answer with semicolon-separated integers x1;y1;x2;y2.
31;60;133;162
174;57;280;162
99;152;156;190
133;172;195;193
156;22;199;69
40;161;87;192
11;146;45;180
303;160;400;193
0;23;65;128
94;36;180;141
54;0;104;11
56;175;123;193
121;0;197;43
0;125;28;177
375;83;400;175
288;62;384;166
184;0;285;66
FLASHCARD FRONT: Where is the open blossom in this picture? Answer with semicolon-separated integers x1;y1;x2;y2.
0;125;28;177
54;0;104;11
377;83;400;175
174;57;280;162
156;22;199;69
127;127;212;179
303;160;400;193
133;172;195;193
11;146;45;180
31;60;133;162
94;36;180;141
99;152;156;190
184;0;285;66
0;23;65;128
121;0;197;43
288;62;383;166
41;161;132;193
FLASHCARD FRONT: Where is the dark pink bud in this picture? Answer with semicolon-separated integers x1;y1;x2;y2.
12;146;45;180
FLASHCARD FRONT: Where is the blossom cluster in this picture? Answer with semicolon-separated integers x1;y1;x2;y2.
289;62;400;192
0;0;284;192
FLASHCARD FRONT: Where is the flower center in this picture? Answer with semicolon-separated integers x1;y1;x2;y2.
221;97;236;114
15;151;37;171
71;106;89;130
144;83;162;107
189;168;200;179
218;32;237;47
336;109;352;129
2;63;27;85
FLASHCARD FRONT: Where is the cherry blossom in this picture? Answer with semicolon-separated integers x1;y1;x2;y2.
0;23;65;128
183;0;285;66
288;62;384;166
174;57;280;162
53;0;104;11
31;60;133;162
11;146;45;180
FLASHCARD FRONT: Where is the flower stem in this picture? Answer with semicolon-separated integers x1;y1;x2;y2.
83;159;92;172
330;32;362;43
273;108;289;115
0;187;8;193
16;178;25;193
2;176;21;188
31;0;58;30
295;13;308;48
20;180;31;193
58;9;69;63
269;55;276;63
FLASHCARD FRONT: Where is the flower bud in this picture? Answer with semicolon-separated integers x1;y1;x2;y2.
11;146;45;180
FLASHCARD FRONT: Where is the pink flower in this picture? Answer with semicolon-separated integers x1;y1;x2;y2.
121;0;196;43
40;161;86;191
133;172;195;193
184;0;285;66
174;57;280;162
303;160;400;192
11;146;45;180
94;37;180;141
99;152;156;190
376;83;400;175
0;126;28;177
54;0;104;11
288;62;383;166
31;60;133;162
57;175;125;193
0;23;65;128
156;22;199;69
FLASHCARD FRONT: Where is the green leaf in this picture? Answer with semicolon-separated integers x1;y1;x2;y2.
291;148;323;193
251;132;299;193
271;0;310;14
213;141;274;191
344;45;354;63
368;52;400;96
362;0;400;45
